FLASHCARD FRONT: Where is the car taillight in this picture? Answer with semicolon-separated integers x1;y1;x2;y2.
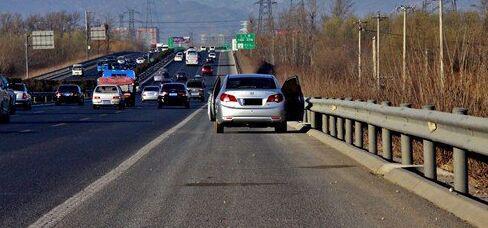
161;92;168;96
22;93;28;99
113;96;120;99
267;94;284;103
178;92;187;96
94;96;100;99
220;93;237;102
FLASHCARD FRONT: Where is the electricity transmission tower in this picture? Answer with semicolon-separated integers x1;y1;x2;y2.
256;0;276;34
145;0;155;29
126;9;139;41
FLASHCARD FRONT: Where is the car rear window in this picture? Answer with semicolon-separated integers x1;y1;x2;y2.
95;86;118;93
226;77;277;90
187;81;203;88
144;86;159;92
162;84;185;91
58;86;79;92
10;84;25;91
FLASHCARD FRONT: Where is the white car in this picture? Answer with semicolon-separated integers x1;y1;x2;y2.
92;85;125;110
136;57;145;64
174;52;184;62
141;86;160;102
71;64;84;76
208;52;216;59
117;56;126;65
10;83;32;110
186;51;199;65
161;44;169;52
200;46;207;52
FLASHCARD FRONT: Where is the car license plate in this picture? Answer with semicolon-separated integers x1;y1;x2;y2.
102;100;111;104
191;93;199;96
169;93;177;97
64;93;72;96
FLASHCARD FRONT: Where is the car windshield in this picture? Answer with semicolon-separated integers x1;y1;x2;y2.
10;84;25;91
187;51;197;55
95;86;118;93
226;77;276;90
144;87;159;92
187;81;203;88
162;84;185;91
58;86;79;92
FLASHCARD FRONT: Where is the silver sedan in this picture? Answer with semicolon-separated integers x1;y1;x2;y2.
208;74;304;133
141;86;160;102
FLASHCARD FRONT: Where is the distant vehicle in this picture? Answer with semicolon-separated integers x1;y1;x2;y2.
97;60;112;76
186;50;199;65
186;79;205;102
206;57;214;63
202;65;213;76
0;75;16;115
158;83;190;109
105;56;116;63
208;52;217;59
0;76;12;123
10;83;32;110
161;44;169;52
209;46;216;51
136;57;146;64
175;72;188;83
55;84;85;106
208;74;304;133
98;69;137;107
72;64;84;76
194;74;203;80
174;52;184;62
92;85;125;110
185;47;196;56
153;69;170;82
117;56;126;65
200;46;207;52
141;86;160;102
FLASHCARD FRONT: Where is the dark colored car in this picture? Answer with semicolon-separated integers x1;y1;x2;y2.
55;84;85;105
175;72;188;83
0;76;12;123
202;65;213;76
158;83;190;109
186;79;206;102
0;75;16;115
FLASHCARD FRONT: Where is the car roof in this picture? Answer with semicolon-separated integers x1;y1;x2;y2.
227;74;275;79
96;84;119;87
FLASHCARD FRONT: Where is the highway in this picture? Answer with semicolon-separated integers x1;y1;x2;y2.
0;52;469;227
34;51;146;81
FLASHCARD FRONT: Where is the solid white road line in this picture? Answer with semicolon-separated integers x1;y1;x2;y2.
29;106;204;228
51;123;67;127
80;117;91;121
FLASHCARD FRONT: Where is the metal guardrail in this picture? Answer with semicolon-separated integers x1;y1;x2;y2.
303;97;488;196
138;52;175;84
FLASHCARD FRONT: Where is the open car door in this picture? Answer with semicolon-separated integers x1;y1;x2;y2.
208;76;222;122
282;76;304;122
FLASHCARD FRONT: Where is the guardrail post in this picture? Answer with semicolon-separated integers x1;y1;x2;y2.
354;99;364;148
381;101;392;161
367;100;377;154
329;115;337;137
303;109;308;123
400;103;413;165
311;111;318;129
322;114;329;135
422;105;437;180
453;107;468;194
344;98;353;144
45;96;48;103
337;116;344;140
33;97;37;104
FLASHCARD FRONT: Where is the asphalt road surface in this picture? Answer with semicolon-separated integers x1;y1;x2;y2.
0;52;469;227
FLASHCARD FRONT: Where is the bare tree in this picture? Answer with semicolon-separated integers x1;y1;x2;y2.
328;0;353;19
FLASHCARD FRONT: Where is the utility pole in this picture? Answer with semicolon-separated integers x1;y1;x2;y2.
398;5;413;91
25;34;29;79
373;12;387;88
438;0;445;88
85;10;90;60
373;36;378;88
356;20;366;83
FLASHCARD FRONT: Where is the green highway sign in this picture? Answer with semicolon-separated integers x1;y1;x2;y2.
167;37;174;48
235;33;256;50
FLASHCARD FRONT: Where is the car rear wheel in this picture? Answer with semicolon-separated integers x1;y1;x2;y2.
117;104;124;110
275;122;287;133
215;122;224;134
9;106;16;115
92;105;99;110
0;113;10;123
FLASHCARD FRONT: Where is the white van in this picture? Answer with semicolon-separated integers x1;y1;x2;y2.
185;51;199;65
